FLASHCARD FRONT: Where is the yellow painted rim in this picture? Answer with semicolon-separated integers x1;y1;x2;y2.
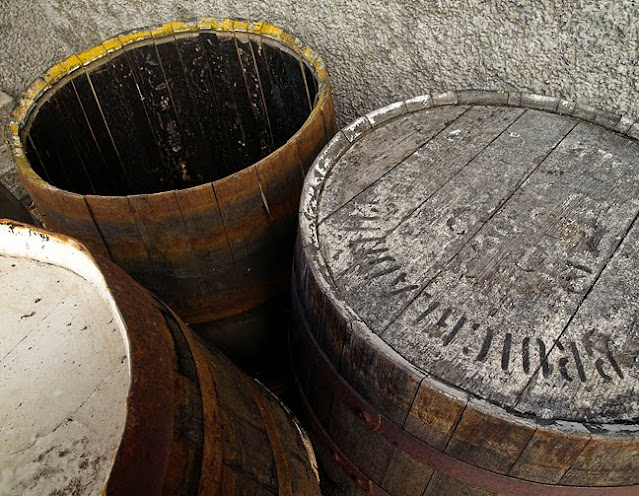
6;17;332;198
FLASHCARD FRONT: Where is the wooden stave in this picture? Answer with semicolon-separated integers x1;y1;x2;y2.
6;19;336;344
1;220;320;495
292;91;639;495
102;236;323;496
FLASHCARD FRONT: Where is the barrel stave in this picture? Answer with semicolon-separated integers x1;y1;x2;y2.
507;423;591;484
558;432;639;486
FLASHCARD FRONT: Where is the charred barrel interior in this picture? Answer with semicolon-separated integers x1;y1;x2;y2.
23;30;318;195
8;21;336;355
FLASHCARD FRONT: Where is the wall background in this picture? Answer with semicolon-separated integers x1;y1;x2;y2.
1;0;638;196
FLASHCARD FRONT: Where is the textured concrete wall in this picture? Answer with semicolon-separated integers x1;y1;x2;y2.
2;0;638;125
1;0;638;200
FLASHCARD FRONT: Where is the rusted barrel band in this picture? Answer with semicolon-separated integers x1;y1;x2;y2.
293;287;639;496
296;375;392;496
239;373;295;496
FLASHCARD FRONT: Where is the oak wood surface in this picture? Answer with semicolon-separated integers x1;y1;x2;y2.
317;103;639;423
293;91;639;495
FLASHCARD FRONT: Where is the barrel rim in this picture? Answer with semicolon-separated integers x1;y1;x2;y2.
6;17;332;199
297;89;639;437
0;219;188;493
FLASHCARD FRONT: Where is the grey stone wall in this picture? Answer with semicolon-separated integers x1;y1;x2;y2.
1;0;638;197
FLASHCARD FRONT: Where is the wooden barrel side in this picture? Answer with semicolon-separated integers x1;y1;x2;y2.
152;294;322;496
98;256;202;496
7;18;336;332
293;91;639;495
85;232;318;494
0;221;321;495
294;261;639;496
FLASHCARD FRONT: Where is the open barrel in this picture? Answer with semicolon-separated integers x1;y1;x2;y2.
0;220;320;495
7;18;336;358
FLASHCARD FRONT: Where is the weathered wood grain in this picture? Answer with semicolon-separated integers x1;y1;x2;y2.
51;79;113;193
301;263;352;366
293;93;639;495
516;198;639;422
172;183;242;321
128;192;210;319
46;88;95;193
84;194;150;265
335;108;572;332
84;55;155;193
156;308;204;496
380;448;433;495
172;183;233;271
250;37;283;147
214;165;270;260
444;400;536;474
558;429;639;486
291;281;339;425
154;36;208;184
403;377;468;451
175;32;234;179
317;105;469;222
125;39;190;191
262;42;310;145
380;121;639;421
234;32;274;158
507;422;591;484
254;140;305;221
69;73;126;190
339;320;425;426
19;188;109;255
318;105;521;278
204;32;253;167
326;397;396;485
180;315;224;494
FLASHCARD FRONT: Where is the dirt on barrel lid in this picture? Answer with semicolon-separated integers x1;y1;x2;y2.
305;91;639;425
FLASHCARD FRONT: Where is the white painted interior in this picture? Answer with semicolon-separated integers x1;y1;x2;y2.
0;223;129;495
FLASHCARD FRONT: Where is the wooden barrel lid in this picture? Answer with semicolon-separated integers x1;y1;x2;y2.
301;90;639;427
0;224;129;494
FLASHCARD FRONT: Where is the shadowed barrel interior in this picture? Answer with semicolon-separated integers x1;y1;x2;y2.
23;31;318;195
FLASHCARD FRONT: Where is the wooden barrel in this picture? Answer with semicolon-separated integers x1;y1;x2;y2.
292;90;639;496
0;220;320;495
6;18;337;358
